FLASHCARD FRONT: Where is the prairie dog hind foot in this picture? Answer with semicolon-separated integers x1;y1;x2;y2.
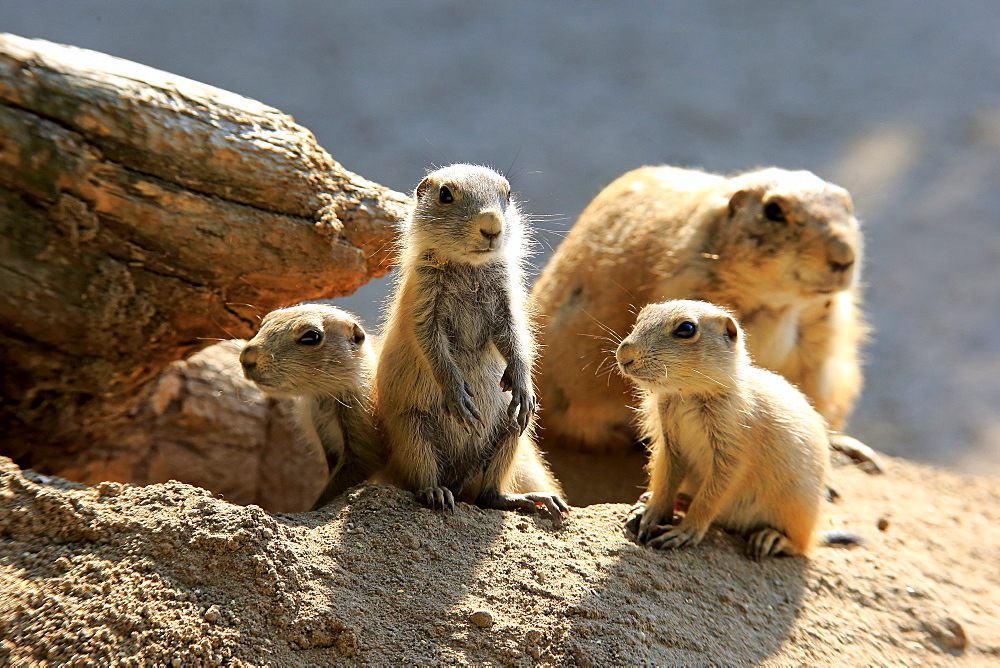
745;528;797;559
829;433;885;474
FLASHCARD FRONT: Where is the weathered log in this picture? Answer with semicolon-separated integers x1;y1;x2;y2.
0;33;410;486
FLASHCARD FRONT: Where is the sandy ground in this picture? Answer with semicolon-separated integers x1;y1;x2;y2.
2;8;998;665
1;453;997;666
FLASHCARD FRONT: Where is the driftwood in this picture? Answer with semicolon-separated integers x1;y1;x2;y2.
0;34;410;505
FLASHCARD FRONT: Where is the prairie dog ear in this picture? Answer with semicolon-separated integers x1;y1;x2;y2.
723;316;739;343
415;175;434;199
352;323;366;346
727;188;756;217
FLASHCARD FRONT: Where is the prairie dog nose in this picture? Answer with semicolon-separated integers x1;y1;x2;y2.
240;344;260;369
827;236;856;270
478;210;504;240
829;259;854;274
616;341;637;370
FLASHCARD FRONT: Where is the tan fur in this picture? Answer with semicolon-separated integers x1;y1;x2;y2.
618;300;828;558
240;304;382;509
375;164;566;522
532;165;866;451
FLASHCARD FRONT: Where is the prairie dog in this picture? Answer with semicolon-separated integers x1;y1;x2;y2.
532;166;866;452
240;304;381;510
617;300;828;559
376;164;567;524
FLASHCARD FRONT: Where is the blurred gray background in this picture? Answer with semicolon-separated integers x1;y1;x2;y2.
5;1;999;475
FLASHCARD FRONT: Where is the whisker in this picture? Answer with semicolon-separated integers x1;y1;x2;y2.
687;366;730;389
421;140;448;171
209;317;240;341
579;333;622;345
504;146;522;181
594;357;617;376
609;279;638;302
579;309;623;345
533;236;558;254
226;302;264;315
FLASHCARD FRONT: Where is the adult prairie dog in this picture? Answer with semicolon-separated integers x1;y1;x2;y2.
240;304;381;510
375;164;567;524
532;166;865;452
618;300;828;559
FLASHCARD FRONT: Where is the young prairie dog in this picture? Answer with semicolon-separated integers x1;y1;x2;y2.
532;166;866;453
240;304;381;510
618;300;828;559
376;164;568;525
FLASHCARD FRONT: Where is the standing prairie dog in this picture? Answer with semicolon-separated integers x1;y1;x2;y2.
618;300;828;559
240;304;381;510
376;164;568;524
532;166;866;453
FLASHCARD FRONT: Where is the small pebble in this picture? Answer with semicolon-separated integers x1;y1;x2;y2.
470;610;494;628
877;517;890;531
926;617;968;653
204;605;221;623
96;482;122;498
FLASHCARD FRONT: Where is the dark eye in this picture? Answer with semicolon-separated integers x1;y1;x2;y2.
764;202;786;222
352;324;366;346
298;329;323;346
439;185;454;204
674;321;697;339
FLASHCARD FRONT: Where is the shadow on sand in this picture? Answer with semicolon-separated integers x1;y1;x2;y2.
561;518;811;665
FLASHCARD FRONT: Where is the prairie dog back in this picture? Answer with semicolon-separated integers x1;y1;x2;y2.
617;300;828;559
240;304;381;509
376;164;566;523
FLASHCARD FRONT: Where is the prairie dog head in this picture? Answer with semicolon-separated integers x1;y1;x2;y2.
240;304;373;399
713;168;862;302
406;163;523;265
616;300;747;396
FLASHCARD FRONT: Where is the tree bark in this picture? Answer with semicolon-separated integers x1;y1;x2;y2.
0;33;410;494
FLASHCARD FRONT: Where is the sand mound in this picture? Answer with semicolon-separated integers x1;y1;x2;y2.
1;455;998;665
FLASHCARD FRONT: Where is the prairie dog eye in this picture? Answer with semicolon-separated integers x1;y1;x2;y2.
764;201;786;223
439;185;454;204
674;321;697;339
298;329;323;346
